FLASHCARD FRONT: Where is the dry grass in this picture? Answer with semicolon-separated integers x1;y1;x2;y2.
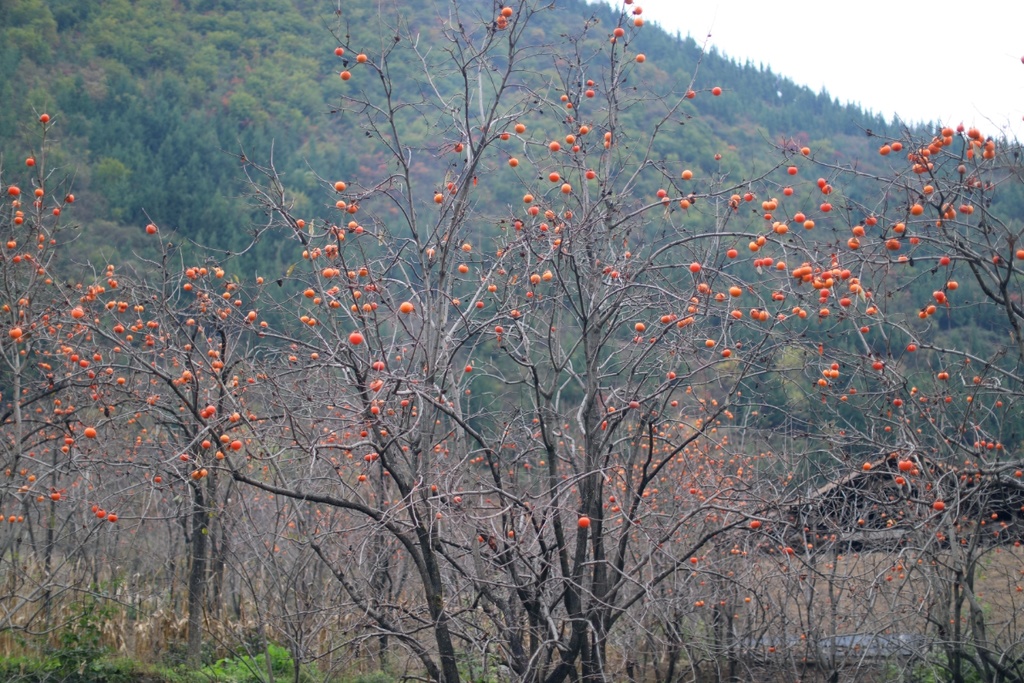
0;545;1020;681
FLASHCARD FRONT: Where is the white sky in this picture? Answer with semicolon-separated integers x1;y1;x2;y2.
615;0;1023;139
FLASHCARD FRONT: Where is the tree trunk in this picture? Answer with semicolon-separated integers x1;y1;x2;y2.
186;481;208;669
42;448;57;621
208;474;230;619
416;523;460;683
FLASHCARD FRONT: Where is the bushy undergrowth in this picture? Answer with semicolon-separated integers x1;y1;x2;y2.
0;640;398;683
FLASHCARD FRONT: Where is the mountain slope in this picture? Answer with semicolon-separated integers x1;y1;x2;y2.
1;0;893;264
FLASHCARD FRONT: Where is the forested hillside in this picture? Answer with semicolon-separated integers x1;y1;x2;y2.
2;2;1024;683
2;0;890;264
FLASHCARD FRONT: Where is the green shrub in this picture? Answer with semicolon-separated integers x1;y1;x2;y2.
346;672;396;683
203;642;317;683
36;598;141;683
0;654;144;683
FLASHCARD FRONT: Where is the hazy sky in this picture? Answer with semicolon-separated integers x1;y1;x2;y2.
611;0;1023;139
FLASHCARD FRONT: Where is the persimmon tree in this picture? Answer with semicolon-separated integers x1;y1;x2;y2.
736;119;1024;682
0;115;124;635
226;2;829;682
825;124;1024;683
59;239;278;666
217;0;1024;680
